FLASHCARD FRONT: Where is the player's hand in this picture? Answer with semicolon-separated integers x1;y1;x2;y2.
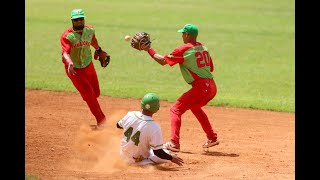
67;62;76;75
141;43;151;51
171;155;184;166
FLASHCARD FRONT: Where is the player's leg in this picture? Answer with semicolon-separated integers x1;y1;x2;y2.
83;61;106;126
119;153;138;166
190;108;217;140
190;108;219;149
165;86;203;151
189;79;217;141
84;61;100;98
64;65;105;125
190;79;219;148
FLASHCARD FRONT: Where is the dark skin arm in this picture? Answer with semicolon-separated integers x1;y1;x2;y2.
142;44;167;65
153;149;184;166
91;35;101;50
116;122;123;129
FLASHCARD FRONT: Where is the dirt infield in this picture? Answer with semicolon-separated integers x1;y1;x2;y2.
25;89;295;180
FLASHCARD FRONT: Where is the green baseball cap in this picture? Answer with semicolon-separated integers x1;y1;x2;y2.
177;24;198;35
70;9;86;19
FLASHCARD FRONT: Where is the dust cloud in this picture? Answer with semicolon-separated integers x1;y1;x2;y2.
66;110;129;173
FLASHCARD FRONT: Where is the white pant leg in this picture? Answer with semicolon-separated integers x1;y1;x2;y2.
136;158;154;166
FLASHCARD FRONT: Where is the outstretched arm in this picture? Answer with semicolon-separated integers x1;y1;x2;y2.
91;35;101;50
153;149;184;166
62;52;76;76
142;44;167;66
148;49;168;66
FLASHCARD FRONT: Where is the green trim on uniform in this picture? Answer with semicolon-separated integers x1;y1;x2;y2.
179;45;213;83
134;112;154;122
66;27;95;68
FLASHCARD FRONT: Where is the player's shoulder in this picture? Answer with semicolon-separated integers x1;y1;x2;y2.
175;43;195;53
121;111;134;119
61;27;73;37
123;111;141;121
85;25;94;29
119;110;134;118
196;42;209;49
127;110;139;115
147;120;161;129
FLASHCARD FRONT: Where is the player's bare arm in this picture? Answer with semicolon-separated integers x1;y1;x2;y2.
90;35;100;50
62;52;76;75
142;45;167;65
151;53;167;65
153;149;184;166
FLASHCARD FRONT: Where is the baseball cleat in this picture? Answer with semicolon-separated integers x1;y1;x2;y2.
90;124;105;131
90;118;106;130
202;139;220;148
164;141;180;152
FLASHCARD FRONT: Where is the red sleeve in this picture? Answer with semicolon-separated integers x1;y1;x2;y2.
60;29;72;55
209;56;214;72
164;44;192;66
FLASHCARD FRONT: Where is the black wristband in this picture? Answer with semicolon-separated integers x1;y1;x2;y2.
96;47;102;53
116;122;123;129
153;149;173;160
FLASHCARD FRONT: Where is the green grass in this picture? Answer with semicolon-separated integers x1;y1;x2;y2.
25;175;42;180
26;0;294;112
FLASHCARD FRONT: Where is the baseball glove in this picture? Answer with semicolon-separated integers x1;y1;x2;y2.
131;32;151;51
94;48;110;68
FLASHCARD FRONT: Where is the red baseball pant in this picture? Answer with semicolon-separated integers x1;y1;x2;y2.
170;78;217;144
64;61;105;124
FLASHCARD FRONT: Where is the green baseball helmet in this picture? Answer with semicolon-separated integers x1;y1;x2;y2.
141;93;160;113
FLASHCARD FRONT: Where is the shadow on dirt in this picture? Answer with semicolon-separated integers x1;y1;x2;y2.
180;151;194;154
153;165;182;171
201;151;239;157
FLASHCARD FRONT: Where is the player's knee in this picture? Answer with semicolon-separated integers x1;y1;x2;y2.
191;108;202;114
170;106;180;115
170;104;185;116
81;90;95;102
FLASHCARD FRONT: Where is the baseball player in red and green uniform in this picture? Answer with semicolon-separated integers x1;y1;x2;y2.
60;9;109;129
142;24;219;152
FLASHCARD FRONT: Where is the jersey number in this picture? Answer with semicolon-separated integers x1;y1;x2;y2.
124;127;141;146
195;51;210;68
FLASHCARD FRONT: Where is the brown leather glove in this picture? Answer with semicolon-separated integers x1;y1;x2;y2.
94;47;110;68
131;32;151;51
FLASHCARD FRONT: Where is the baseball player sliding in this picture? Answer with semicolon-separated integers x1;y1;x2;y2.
116;93;184;166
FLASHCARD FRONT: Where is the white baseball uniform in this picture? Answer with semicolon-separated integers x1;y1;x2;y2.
117;111;171;165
